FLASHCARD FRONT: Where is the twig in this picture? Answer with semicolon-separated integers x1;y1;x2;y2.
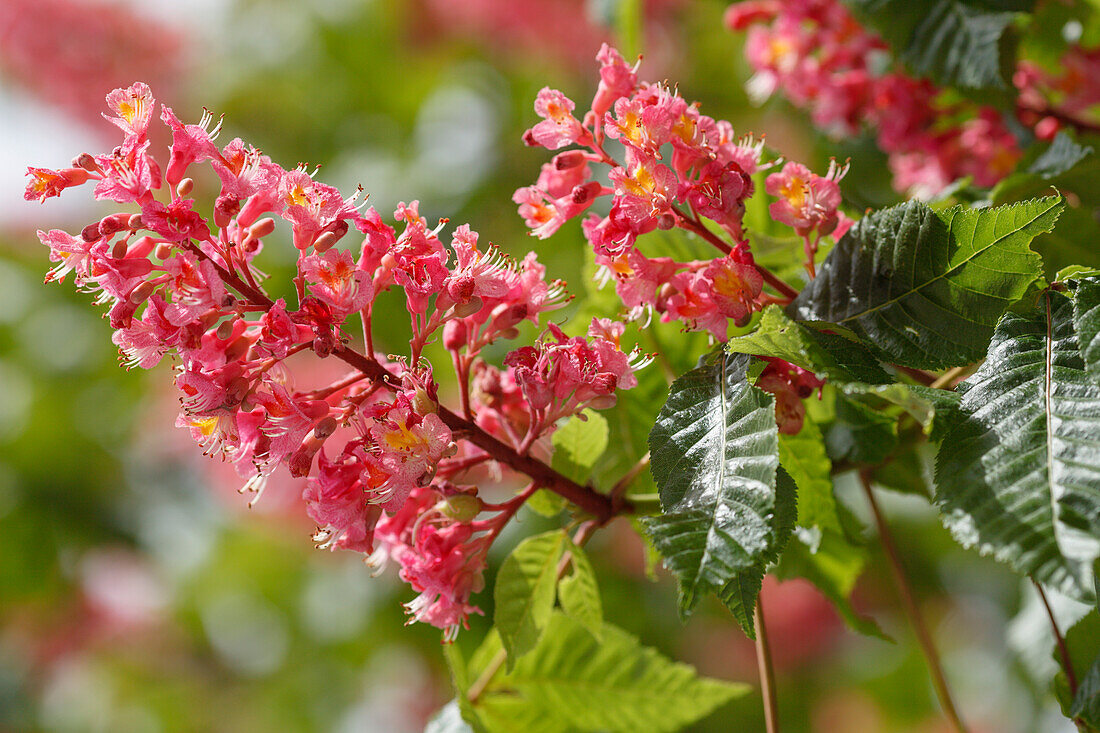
859;471;968;733
754;591;780;733
1032;579;1078;697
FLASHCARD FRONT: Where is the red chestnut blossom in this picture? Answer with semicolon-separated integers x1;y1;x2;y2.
28;82;642;638
517;45;845;338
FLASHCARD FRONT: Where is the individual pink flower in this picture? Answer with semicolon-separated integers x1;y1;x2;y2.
300;248;373;320
591;43;639;119
103;82;156;138
526;88;590;149
607;156;678;233
303;447;384;553
93;139;161;204
140;198;211;243
765;160;847;236
24;166;92;202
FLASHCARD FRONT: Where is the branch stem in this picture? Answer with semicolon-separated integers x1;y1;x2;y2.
1032;578;1078;697
754;591;780;733
859;472;967;733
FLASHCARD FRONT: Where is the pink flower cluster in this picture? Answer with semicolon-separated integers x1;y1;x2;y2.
1016;46;1100;137
726;0;1023;196
516;44;850;340
28;82;642;638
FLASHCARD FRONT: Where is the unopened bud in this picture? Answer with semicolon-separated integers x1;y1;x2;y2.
656;213;676;230
442;320;467;351
110;239;128;259
452;295;483;319
313;416;338;440
571;181;602;205
499;327;520;340
250;217;276;239
154;242;174;260
129;236;156;258
313;335;333;358
587;395;617;410
99;213;130;237
72;153;98;172
127;213;144;230
216;319;235;340
81;222;102;242
128;280;157;304
225;377;251;407
553;150;587;170
312;230;338;253
437;493;482;522
175;177;194;197
214;194;240;229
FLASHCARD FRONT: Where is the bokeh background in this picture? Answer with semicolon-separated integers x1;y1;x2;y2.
0;1;1090;731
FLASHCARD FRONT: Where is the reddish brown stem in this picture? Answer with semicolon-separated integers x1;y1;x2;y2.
672;207;800;301
754;591;780;733
1032;579;1079;697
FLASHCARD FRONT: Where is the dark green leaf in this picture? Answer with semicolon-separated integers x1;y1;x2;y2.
645;351;780;614
935;292;1100;599
1071;653;1100;726
1074;277;1100;382
717;468;798;638
494;531;567;668
790;197;1061;369
825;395;898;465
479;612;747;733
842;0;1030;96
1029;132;1095;180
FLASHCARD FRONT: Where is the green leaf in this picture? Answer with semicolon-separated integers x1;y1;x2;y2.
840;382;962;442
726;305;892;384
1029;132;1095;180
825;394;899;465
525;490;566;518
717;468;798;638
780;419;843;534
551;410;609;484
645;351;780;614
441;642;488;733
790;197;1063;369
1074;277;1100;382
558;539;603;640
494;531;568;668
777;529;886;638
1053;612;1100;720
479;612;747;733
1072;652;1100;727
842;0;1029;97
934;292;1100;599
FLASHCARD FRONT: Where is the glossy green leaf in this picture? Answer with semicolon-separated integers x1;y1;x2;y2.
558;538;603;640
478;612;747;733
790;197;1062;369
1071;653;1100;727
494;531;567;668
726;305;891;384
935;292;1100;599
645;351;780;614
717;468;798;638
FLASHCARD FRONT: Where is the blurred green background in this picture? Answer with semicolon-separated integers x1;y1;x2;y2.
0;1;1088;731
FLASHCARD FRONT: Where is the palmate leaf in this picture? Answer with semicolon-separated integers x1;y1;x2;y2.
478;612;747;733
644;351;780;615
790;196;1062;369
935;291;1100;599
